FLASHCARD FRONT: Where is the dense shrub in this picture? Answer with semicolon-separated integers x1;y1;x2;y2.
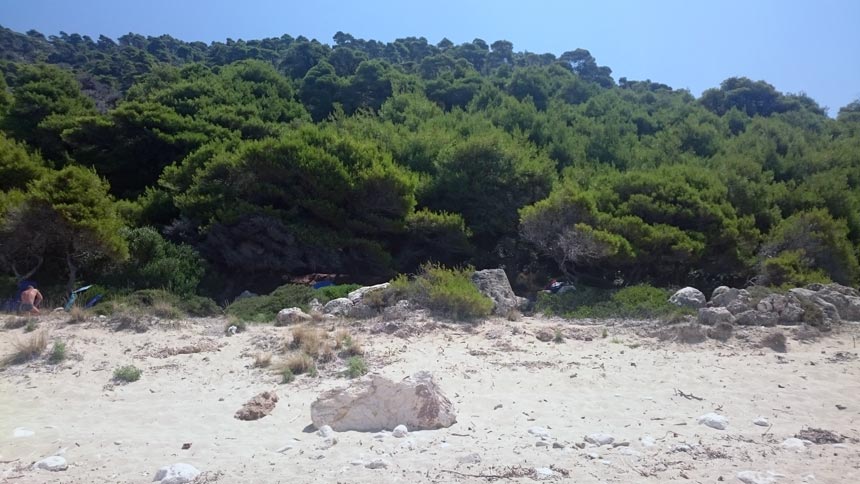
105;227;205;295
99;289;220;318
226;284;316;322
113;365;141;382
537;284;684;319
386;263;493;320
314;284;361;301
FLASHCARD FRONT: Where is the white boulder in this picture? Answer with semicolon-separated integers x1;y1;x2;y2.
153;463;200;484
323;298;354;316
697;413;728;430
311;371;456;432
347;283;390;303
276;307;311;325
33;456;67;472
697;307;735;326
669;287;706;309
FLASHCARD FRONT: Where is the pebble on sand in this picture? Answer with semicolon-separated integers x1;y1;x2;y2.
697;413;729;430
753;417;769;427
153;463;201;484
392;424;409;438
584;432;615;446
365;458;389;469
33;456;68;472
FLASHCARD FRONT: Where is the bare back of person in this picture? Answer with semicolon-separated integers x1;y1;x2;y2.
20;286;43;315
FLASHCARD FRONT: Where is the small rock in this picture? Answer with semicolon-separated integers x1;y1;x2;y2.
275;307;311;326
672;443;693;453
536;441;550;447
275;444;294;453
114;440;123;445
753;417;769;427
737;470;780;484
528;426;551;440
574;442;586;449
373;432;387;440
13;427;34;438
365;458;389;469
697;413;728;430
457;453;481;464
153;463;200;484
533;467;555;480
392;424;409;438
781;438;807;450
611;441;630;447
234;390;278;421
317;425;334;438
640;435;656;447
535;328;554;342
584;432;615;446
350;459;364;466
33;456;68;472
552;442;566;449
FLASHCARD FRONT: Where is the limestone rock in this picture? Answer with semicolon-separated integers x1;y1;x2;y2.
737;470;780;484
756;294;803;325
711;288;754;314
806;283;860;321
348;302;378;319
276;307;311;326
392;424;409;438
153;463;200;484
311;371;456;432
753;417;769;427
347;283;390;303
707;321;734;341
365;458;389;469
668;287;706;309
697;307;734;326
585;433;615;446
382;300;411;321
308;298;323;313
323;298;354;316
470;268;519;315
697;413;728;430
735;310;778;327
789;288;840;326
33;456;67;472
234;391;278;421
528;426;551;440
317;425;334;438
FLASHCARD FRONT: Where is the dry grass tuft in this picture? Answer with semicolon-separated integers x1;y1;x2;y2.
318;343;335;363
506;309;522;322
253;352;272;368
67;306;88;324
5;330;48;365
332;329;351;349
290;326;323;358
151;300;183;320
4;317;32;330
282;352;315;375
309;310;325;323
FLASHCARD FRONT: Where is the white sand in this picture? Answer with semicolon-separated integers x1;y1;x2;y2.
1;313;859;483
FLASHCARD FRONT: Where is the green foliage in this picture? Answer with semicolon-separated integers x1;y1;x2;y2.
346;356;368;378
112;289;219;317
106;227;205;295
281;368;295;384
537;284;683;319
113;364;141;382
388;263;493;320
226;284;316;322
48;341;66;363
24;320;38;332
760;209;859;286
314;284;361;301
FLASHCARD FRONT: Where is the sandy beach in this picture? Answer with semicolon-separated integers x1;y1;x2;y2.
2;313;859;483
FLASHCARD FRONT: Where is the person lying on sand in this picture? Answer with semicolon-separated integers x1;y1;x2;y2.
19;285;43;315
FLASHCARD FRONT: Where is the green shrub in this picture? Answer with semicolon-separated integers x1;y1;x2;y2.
281;368;295;383
104;289;219;318
113;365;141;382
48;341;66;363
315;284;361;302
24;320;38;332
760;249;831;288
346;356;368;378
226;284;317;322
384;264;493;321
537;284;685;319
181;295;221;317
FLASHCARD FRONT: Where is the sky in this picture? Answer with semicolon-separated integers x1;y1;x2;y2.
3;0;859;114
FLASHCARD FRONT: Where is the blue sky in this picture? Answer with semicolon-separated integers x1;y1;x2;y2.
3;0;859;114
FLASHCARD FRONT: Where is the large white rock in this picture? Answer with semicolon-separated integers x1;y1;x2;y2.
347;283;390;303
323;298;354;316
471;269;520;315
276;307;311;325
584;433;615;446
669;287;706;309
33;456;67;471
697;413;728;430
311;371;456;432
153;463;200;484
737;470;780;484
806;283;860;321
697;307;735;326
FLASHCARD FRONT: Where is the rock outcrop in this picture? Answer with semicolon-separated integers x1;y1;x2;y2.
697;307;734;326
669;287;706;309
347;283;390;303
470;269;520;315
276;307;311;326
311;371;456;432
323;298;354;316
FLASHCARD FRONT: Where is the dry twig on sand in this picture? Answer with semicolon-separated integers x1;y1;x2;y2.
674;388;704;401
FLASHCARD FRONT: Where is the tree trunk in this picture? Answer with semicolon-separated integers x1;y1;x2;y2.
11;255;44;282
65;253;78;298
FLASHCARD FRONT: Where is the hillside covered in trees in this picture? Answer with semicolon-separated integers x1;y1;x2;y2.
1;25;859;301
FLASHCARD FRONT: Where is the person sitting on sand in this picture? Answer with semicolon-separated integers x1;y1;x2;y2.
19;285;43;315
